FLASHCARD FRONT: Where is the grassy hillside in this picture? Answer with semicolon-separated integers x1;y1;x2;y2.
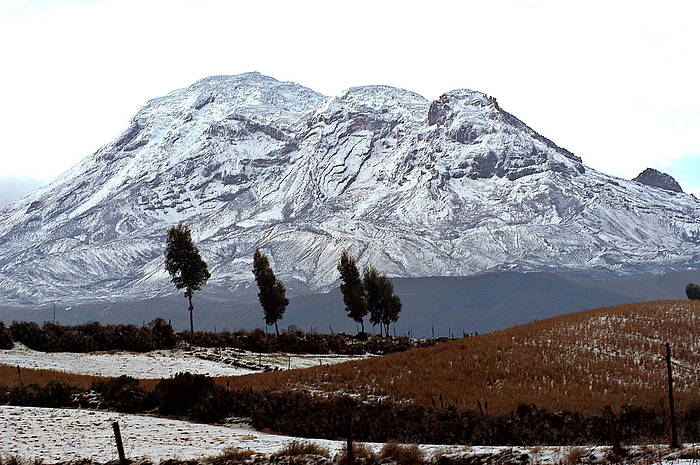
226;300;700;413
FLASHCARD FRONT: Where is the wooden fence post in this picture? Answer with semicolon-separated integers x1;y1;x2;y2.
666;342;679;448
346;410;354;465
112;421;127;464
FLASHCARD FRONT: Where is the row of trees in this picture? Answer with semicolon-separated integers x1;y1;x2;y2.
338;250;402;337
164;223;402;336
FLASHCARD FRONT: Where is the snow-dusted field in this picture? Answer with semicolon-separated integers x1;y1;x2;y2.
2;406;698;464
0;343;369;378
1;405;331;461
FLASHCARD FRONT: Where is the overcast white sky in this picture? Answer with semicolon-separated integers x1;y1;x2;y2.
1;0;699;194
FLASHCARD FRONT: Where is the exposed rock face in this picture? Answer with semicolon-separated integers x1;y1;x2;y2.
1;72;699;305
633;168;684;193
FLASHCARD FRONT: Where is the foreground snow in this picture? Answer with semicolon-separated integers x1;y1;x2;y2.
0;343;369;378
1;406;697;464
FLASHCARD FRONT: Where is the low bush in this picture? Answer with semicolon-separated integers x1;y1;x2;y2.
154;372;230;421
92;376;157;413
8;381;74;407
9;319;176;353
6;318;435;355
0;322;13;349
179;328;435;355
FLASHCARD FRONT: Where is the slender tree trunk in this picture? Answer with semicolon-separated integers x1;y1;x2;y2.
188;292;194;335
360;319;364;334
275;321;279;336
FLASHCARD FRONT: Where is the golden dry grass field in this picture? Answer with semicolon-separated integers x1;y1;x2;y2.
224;300;700;413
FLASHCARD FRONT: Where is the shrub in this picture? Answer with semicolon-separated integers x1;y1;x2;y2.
0;322;13;349
178;328;434;355
155;372;229;421
379;442;425;465
92;376;157;413
273;440;330;458
9;320;177;352
687;283;700;300
10;322;46;350
39;381;73;407
8;382;73;407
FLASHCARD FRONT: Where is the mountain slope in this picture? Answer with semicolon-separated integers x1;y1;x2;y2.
1;72;700;305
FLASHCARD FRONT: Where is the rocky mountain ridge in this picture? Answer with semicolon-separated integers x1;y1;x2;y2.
632;168;684;193
1;72;699;305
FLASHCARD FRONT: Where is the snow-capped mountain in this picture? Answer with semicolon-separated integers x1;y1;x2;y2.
1;72;700;305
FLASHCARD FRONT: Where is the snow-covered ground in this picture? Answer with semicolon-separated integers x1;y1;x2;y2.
0;343;369;378
2;406;698;464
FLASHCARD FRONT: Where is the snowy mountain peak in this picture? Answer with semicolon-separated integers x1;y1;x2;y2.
1;74;699;305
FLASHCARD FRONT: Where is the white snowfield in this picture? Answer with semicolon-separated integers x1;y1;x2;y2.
0;343;368;378
1;406;696;465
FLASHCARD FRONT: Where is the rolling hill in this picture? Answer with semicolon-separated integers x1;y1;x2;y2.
227;300;700;413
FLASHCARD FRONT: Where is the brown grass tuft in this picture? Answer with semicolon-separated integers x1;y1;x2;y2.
379;442;425;465
337;442;375;465
273;440;331;458
205;446;257;465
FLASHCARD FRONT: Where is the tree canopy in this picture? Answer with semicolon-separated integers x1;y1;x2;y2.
337;249;368;333
164;223;210;333
253;249;288;335
363;265;402;337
